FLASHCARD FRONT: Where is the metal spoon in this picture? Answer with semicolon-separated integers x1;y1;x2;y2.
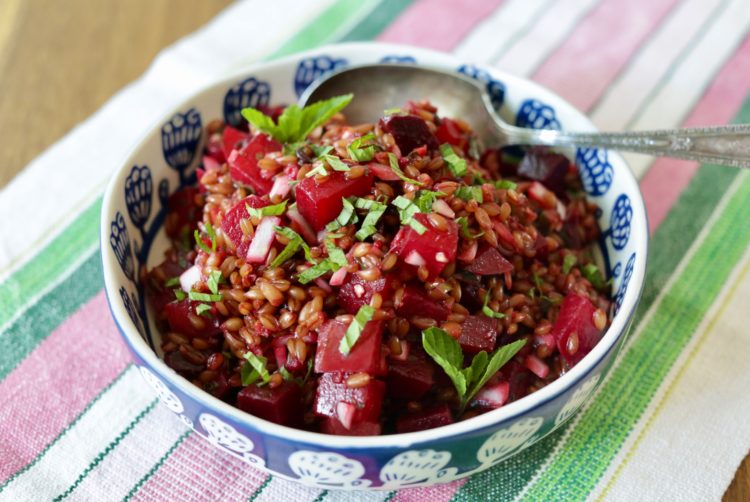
299;63;750;168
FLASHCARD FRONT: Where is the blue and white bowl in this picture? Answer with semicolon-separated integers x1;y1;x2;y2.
101;42;647;490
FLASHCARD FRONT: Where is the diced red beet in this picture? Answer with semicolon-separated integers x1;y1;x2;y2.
163;300;221;338
166;187;202;239
320;416;381;436
517;148;569;197
203;372;230;399
396;404;453;433
552;293;603;366
463;245;514;276
295;170;374;231
222;126;250;158
380;115;438;154
459;315;499;354
389;213;458;279
435;118;466;149
220;195;268;257
394;283;449;321
458;274;484;312
227;134;281;195
498;360;533;402
336;273;394;315
237;381;303;427
314;319;383;374
386;350;435;400
314;373;385;425
472;381;510;410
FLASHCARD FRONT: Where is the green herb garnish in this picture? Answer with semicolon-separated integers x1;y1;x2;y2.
347;133;378;162
325;197;358;231
246;200;288;220
456;216;483;239
582;263;608;289
388;153;424;186
325;239;349;268
241;94;353;145
495;179;517;191
482;293;506;319
340;305;376;355
205;222;217;252
196;303;213;317
562;254;578;275
440;143;467;177
454;185;484;203
173;289;186;301
207;270;223;295
321;154;350;172
297;260;336;284
421;327;525;415
241;352;271;386
353;198;387;241
384;107;402;115
194;230;212;254
413;190;445;213
271;226;312;268
164;277;180;288
310;144;333;158
188;291;223;303
392;196;427;234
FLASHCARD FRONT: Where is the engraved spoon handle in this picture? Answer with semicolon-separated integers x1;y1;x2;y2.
500;123;750;168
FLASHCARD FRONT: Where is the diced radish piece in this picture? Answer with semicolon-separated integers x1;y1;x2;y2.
314;319;383;374
314;278;332;293
432;198;455;218
336;401;357;430
527;181;558;210
435;117;466;149
368;162;402;181
163;300;221;338
166;187;201;239
396;404;453;433
459;315;499;353
202;155;221;171
552;293;603;366
389;213;458;279
336;273;393;315
380;115;438;154
286;204;317;244
228;133;281;195
295;170;374;231
314;373;385;425
220;195;267;257
524;354;550;379
329;267;348;286
464;245;514;276
246;216;281;263
386;351;435;400
517;148;569;196
179;265;201;292
472;381;510;410
395;283;449;321
270;174;291;199
222;126;250;158
320;416;381;436
237;381;303;427
404;250;426;267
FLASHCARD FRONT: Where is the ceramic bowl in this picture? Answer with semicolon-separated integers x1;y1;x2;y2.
101;42;648;490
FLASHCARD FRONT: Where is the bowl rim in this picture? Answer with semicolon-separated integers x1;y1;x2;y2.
101;41;649;450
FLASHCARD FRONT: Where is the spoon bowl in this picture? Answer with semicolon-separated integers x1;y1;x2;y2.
301;63;750;168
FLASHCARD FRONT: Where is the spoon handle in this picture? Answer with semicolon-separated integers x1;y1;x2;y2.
508;124;750;168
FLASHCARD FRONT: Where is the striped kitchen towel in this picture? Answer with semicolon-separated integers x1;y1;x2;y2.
2;0;750;500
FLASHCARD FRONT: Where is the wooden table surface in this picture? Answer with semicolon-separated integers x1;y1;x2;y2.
0;0;748;499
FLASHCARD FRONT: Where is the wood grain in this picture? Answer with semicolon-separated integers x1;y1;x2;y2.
0;1;748;500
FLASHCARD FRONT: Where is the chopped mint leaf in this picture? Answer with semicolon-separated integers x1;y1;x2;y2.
582;263;607;289
207;270;223;295
196;303;213;317
246;200;288;220
325;197;358;231
384;107;402;115
440;143;467;177
456;216;483;239
495;179;517;191
173;289;186;301
297;260;335;284
164;277;180;288
388;153;424;186
339;305;376;355
188;291;223;303
454;185;484;203
306;162;329;178
392;196;427;234
241;352;271;386
310;144;333;158
194;229;212;254
353;197;387;241
241;94;353;145
271;226;312;267
321;154;350;172
562;254;578;275
325;239;348;267
347;133;378;162
482;293;506;319
413;190;445;213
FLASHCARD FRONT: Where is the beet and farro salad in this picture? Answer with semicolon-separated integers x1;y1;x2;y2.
145;94;612;435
